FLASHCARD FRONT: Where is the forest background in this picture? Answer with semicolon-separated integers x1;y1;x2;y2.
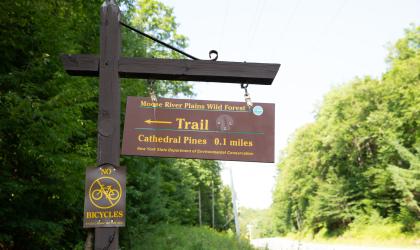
0;0;243;249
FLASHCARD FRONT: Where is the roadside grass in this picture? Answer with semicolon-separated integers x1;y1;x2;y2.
335;223;420;247
125;224;255;250
287;221;420;248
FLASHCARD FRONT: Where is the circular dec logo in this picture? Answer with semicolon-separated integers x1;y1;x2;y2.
253;105;264;116
89;176;122;209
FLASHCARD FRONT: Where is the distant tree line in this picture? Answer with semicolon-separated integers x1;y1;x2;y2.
272;25;419;236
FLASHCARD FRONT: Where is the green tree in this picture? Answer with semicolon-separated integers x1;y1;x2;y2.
0;0;232;248
272;25;420;237
0;1;104;248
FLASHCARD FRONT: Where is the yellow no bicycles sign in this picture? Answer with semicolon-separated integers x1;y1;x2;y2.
83;165;126;228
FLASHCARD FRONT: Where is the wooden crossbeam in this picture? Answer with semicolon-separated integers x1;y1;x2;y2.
61;54;280;85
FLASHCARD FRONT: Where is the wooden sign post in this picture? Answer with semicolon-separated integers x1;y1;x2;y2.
61;0;280;249
95;1;121;249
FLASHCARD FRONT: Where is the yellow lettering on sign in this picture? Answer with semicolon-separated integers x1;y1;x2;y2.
100;168;112;175
140;100;162;108
229;139;253;147
86;211;124;219
176;118;208;131
183;136;207;145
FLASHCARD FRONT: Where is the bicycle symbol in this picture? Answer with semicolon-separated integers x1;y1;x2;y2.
89;176;122;209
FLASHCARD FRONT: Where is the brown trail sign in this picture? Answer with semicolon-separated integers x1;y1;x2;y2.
122;97;275;162
61;0;280;249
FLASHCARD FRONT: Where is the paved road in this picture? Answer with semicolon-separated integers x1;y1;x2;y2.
251;237;420;250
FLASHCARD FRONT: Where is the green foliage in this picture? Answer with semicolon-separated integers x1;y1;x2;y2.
0;0;232;249
121;0;193;97
308;211;420;246
0;0;104;248
273;25;420;238
239;208;276;239
124;224;255;250
121;158;233;231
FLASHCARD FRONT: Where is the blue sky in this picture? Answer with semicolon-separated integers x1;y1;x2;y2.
158;0;420;209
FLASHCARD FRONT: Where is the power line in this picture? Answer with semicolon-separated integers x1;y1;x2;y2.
307;0;348;54
270;0;302;60
279;0;302;42
218;0;231;50
245;0;268;60
318;0;348;38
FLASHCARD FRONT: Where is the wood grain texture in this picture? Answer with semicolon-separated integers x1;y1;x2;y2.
95;1;120;249
60;54;98;76
119;57;280;84
61;54;280;85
